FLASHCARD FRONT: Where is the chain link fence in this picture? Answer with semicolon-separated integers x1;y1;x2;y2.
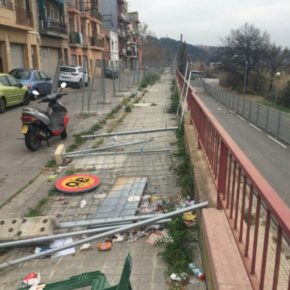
203;82;290;144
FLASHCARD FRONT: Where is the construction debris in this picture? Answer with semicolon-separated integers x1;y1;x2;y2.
0;202;208;270
0;216;56;241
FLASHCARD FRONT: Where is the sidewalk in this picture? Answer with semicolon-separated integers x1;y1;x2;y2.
0;69;206;290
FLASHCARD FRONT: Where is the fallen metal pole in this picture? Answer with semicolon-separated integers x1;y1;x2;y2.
0;202;208;270
63;148;172;158
64;138;155;157
81;127;178;139
58;214;160;229
0;219;171;248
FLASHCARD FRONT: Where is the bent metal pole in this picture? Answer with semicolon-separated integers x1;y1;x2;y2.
0;219;172;249
0;202;208;270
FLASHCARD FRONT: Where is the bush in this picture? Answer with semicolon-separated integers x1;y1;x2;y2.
139;73;160;89
168;80;180;114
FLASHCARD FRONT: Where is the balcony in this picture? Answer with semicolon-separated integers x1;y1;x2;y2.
15;6;33;27
0;0;12;9
91;36;104;47
69;31;82;45
117;28;126;39
39;19;67;36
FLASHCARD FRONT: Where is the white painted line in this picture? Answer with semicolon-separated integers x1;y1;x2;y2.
237;115;246;121
267;135;288;149
249;123;262;132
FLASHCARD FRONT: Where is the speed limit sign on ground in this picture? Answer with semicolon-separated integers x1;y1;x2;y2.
55;173;101;194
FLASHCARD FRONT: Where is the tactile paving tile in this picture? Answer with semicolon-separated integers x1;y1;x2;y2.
95;177;147;219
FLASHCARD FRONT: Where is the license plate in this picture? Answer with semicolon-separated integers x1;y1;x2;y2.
22;125;28;134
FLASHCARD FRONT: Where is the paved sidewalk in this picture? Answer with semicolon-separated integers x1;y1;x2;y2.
0;69;206;290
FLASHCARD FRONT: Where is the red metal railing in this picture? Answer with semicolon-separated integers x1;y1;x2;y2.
176;70;290;290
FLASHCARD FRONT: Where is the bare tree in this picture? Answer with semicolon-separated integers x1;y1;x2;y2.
219;23;271;93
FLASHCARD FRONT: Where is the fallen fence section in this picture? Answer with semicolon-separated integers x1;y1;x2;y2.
81;127;178;139
0;202;208;270
64;148;172;158
64;138;155;157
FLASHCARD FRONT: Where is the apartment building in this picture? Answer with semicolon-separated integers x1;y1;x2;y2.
38;0;69;77
128;12;142;69
0;0;40;72
65;0;104;75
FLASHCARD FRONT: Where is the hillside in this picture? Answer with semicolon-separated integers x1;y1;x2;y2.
143;36;218;66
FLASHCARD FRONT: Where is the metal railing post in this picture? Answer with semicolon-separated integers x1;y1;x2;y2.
217;141;228;209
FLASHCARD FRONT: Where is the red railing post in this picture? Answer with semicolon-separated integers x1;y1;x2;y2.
217;140;228;209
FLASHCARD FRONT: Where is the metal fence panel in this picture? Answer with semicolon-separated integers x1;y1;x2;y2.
257;105;268;130
203;81;290;144
249;102;258;123
279;112;290;143
267;108;280;136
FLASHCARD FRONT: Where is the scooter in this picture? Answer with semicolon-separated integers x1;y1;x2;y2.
21;83;69;151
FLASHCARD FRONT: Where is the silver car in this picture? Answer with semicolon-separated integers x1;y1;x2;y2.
59;66;89;88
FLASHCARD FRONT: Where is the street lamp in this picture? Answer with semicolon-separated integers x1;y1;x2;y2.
243;61;248;95
274;71;281;105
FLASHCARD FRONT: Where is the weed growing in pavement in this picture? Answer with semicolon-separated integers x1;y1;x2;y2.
138;73;160;90
125;104;132;112
168;80;180;114
48;187;60;196
171;126;195;200
158;216;199;274
45;159;57;168
158;124;197;276
26;197;49;217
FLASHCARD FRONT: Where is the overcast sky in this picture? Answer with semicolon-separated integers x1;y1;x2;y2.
128;0;290;48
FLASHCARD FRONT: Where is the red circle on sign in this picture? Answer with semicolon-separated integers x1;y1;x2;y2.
55;173;101;194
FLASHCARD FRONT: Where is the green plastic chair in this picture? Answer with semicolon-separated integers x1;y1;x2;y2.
17;254;132;290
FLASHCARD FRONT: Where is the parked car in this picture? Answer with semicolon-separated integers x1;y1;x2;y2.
0;73;29;113
59;66;89;88
104;67;119;79
9;69;52;98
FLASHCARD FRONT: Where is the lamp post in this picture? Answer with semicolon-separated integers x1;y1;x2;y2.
243;60;248;95
274;71;281;105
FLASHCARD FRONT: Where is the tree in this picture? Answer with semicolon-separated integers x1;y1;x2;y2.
219;23;271;93
177;41;187;75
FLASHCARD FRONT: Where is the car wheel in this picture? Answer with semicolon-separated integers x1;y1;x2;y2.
0;97;6;114
78;79;83;88
22;93;31;106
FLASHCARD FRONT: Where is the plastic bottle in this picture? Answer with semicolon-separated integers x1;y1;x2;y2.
188;263;205;280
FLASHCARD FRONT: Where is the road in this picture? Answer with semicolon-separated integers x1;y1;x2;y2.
194;81;290;207
0;73;140;207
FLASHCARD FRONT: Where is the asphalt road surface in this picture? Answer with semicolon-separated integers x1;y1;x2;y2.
195;81;290;207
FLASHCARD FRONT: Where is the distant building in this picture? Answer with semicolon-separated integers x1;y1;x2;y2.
98;0;130;67
110;31;119;69
128;12;142;69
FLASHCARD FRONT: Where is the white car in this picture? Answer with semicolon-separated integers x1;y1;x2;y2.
59;66;89;88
